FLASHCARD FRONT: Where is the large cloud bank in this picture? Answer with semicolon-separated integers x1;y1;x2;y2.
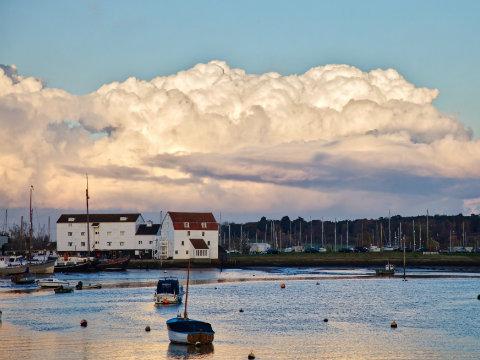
0;61;479;217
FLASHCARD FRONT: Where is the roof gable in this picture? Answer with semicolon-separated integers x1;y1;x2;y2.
168;211;219;231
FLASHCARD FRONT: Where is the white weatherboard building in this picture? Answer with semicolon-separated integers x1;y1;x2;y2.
56;214;161;258
159;212;219;260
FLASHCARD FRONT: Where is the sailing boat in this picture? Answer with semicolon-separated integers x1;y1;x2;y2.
166;260;215;345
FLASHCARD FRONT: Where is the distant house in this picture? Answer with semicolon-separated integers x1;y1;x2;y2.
56;213;160;258
249;242;271;254
160;212;219;260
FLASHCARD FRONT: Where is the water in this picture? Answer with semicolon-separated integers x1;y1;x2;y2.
0;268;479;359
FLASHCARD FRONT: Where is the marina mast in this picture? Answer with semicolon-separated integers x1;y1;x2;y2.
28;185;34;257
86;174;91;256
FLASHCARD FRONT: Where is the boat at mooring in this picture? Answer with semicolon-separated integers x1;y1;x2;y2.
375;262;395;276
37;278;70;288
166;260;214;345
155;277;184;305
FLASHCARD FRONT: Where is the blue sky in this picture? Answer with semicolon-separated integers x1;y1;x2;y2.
1;0;479;135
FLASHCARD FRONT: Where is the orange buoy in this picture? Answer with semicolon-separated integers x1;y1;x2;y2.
280;283;286;289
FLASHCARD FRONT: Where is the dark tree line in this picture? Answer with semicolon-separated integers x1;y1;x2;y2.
220;214;480;252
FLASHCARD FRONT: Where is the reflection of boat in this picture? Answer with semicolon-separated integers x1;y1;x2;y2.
167;343;214;357
375;262;395;276
155;277;184;305
95;257;130;271
37;278;70;288
166;260;215;345
75;281;102;290
11;272;36;285
54;285;74;294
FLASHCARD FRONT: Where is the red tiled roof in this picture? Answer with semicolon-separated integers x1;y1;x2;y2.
189;238;209;249
168;211;218;231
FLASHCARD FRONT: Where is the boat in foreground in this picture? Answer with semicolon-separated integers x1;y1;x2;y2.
166;259;214;345
375;262;395;276
37;278;70;288
155;277;184;305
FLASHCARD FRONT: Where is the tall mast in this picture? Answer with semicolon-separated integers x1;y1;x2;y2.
48;216;51;242
412;219;415;251
334;218;337;252
20;215;24;251
388;210;391;247
28;185;34;257
310;216;313;248
426;209;429;249
321;218;324;248
183;258;191;319
86;174;91;256
346;220;348;249
402;222;406;280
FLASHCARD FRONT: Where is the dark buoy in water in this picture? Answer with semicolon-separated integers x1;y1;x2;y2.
248;351;255;359
390;320;397;328
215;287;218;290
280;283;286;289
477;294;480;300
145;326;151;332
252;274;255;277
323;318;328;323
316;282;320;285
80;319;88;327
239;308;244;313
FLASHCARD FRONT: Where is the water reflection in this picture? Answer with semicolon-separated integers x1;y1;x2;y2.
167;343;214;359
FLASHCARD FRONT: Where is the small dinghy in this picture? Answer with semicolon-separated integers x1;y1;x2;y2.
166;260;214;345
37;278;70;288
54;285;74;294
375;261;395;276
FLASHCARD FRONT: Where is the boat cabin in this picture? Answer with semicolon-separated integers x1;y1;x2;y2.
157;277;181;295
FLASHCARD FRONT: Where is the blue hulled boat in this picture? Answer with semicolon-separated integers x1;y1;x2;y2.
166;260;214;345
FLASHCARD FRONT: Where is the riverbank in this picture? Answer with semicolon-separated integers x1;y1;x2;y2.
128;252;480;269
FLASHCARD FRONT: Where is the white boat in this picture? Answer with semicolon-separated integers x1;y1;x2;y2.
37;278;70;288
0;256;27;276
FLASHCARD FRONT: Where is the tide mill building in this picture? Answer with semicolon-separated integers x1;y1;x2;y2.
56;211;219;260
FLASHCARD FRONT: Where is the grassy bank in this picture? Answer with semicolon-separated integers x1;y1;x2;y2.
129;252;480;269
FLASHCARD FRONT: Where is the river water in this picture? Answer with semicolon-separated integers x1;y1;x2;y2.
0;267;479;359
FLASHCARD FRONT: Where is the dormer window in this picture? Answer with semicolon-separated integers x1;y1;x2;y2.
120;216;127;221
68;217;75;222
201;222;207;229
184;222;190;228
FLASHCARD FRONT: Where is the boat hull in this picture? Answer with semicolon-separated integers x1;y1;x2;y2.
0;265;26;276
54;261;93;273
29;260;56;274
155;293;182;305
375;269;395;276
37;279;70;288
167;330;214;345
95;257;130;271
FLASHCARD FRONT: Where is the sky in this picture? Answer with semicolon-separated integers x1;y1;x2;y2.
1;0;480;227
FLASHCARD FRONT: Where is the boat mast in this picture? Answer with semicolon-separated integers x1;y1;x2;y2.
321;218;324;248
184;258;191;319
402;222;406;280
388;210;391;247
334;218;337;252
86;174;91;257
28;185;34;257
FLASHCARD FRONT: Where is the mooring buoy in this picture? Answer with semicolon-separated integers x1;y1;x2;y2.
323;318;328;323
239;308;244;313
145;326;151;332
248;350;255;359
390;320;397;328
80;319;88;327
316;282;320;285
280;283;286;289
477;294;480;300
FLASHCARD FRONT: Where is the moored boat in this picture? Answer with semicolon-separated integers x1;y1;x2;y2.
11;272;36;285
155;277;184;305
166;260;214;345
95;257;130;271
28;260;56;274
0;256;27;276
375;262;395;276
54;257;95;273
75;281;102;290
37;278;70;288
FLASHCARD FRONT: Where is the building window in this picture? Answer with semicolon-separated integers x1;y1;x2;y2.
138;240;143;244
107;231;112;236
120;216;127;221
95;241;99;244
81;242;86;246
181;241;184;246
107;242;112;246
120;242;124;246
149;241;153;244
207;241;210;246
68;242;73;246
81;232;85;236
67;232;72;236
187;231;190;236
186;250;189;255
201;222;207;229
175;250;178;255
202;231;205;236
95;231;99;235
184;222;190;228
68;223;72;227
68;217;75;222
120;231;125;236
